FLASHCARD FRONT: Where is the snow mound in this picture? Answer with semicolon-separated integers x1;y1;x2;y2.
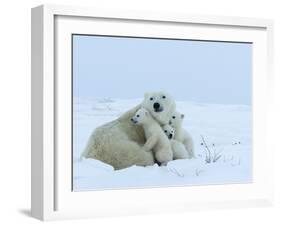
73;98;252;191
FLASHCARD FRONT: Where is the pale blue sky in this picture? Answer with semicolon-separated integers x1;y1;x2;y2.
73;35;252;105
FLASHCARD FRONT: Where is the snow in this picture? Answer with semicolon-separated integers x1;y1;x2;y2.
73;98;252;191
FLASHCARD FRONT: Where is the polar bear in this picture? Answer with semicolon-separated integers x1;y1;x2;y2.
169;112;194;158
162;124;189;160
131;108;173;165
82;91;176;170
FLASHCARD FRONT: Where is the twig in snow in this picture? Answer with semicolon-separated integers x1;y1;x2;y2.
231;158;241;167
200;135;223;164
213;148;223;163
200;135;212;163
168;167;184;177
195;169;204;176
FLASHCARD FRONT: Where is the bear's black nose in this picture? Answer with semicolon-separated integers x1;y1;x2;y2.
168;134;172;139
153;102;160;109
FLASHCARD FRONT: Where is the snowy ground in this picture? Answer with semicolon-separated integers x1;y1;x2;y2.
73;97;252;191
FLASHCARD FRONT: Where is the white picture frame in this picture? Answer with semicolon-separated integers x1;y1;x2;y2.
31;4;274;221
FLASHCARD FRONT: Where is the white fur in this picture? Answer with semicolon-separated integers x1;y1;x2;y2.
141;91;176;125
81;91;176;170
162;124;189;160
132;108;173;165
169;112;195;158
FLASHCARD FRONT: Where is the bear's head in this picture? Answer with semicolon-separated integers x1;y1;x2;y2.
169;111;184;129
162;124;175;140
141;91;176;125
131;107;150;125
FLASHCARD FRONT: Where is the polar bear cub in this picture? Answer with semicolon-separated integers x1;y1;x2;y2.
131;108;173;165
169;112;194;158
162;124;189;160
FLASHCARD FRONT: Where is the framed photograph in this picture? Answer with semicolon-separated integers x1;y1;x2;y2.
31;4;274;221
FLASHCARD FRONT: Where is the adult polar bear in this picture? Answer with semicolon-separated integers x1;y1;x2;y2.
82;91;176;170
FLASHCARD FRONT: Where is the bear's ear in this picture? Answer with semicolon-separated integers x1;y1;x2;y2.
144;92;151;99
181;114;185;119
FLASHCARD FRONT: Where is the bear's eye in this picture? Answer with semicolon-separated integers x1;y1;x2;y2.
136;115;140;117
150;97;153;101
162;95;166;99
172;116;176;119
164;130;167;133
